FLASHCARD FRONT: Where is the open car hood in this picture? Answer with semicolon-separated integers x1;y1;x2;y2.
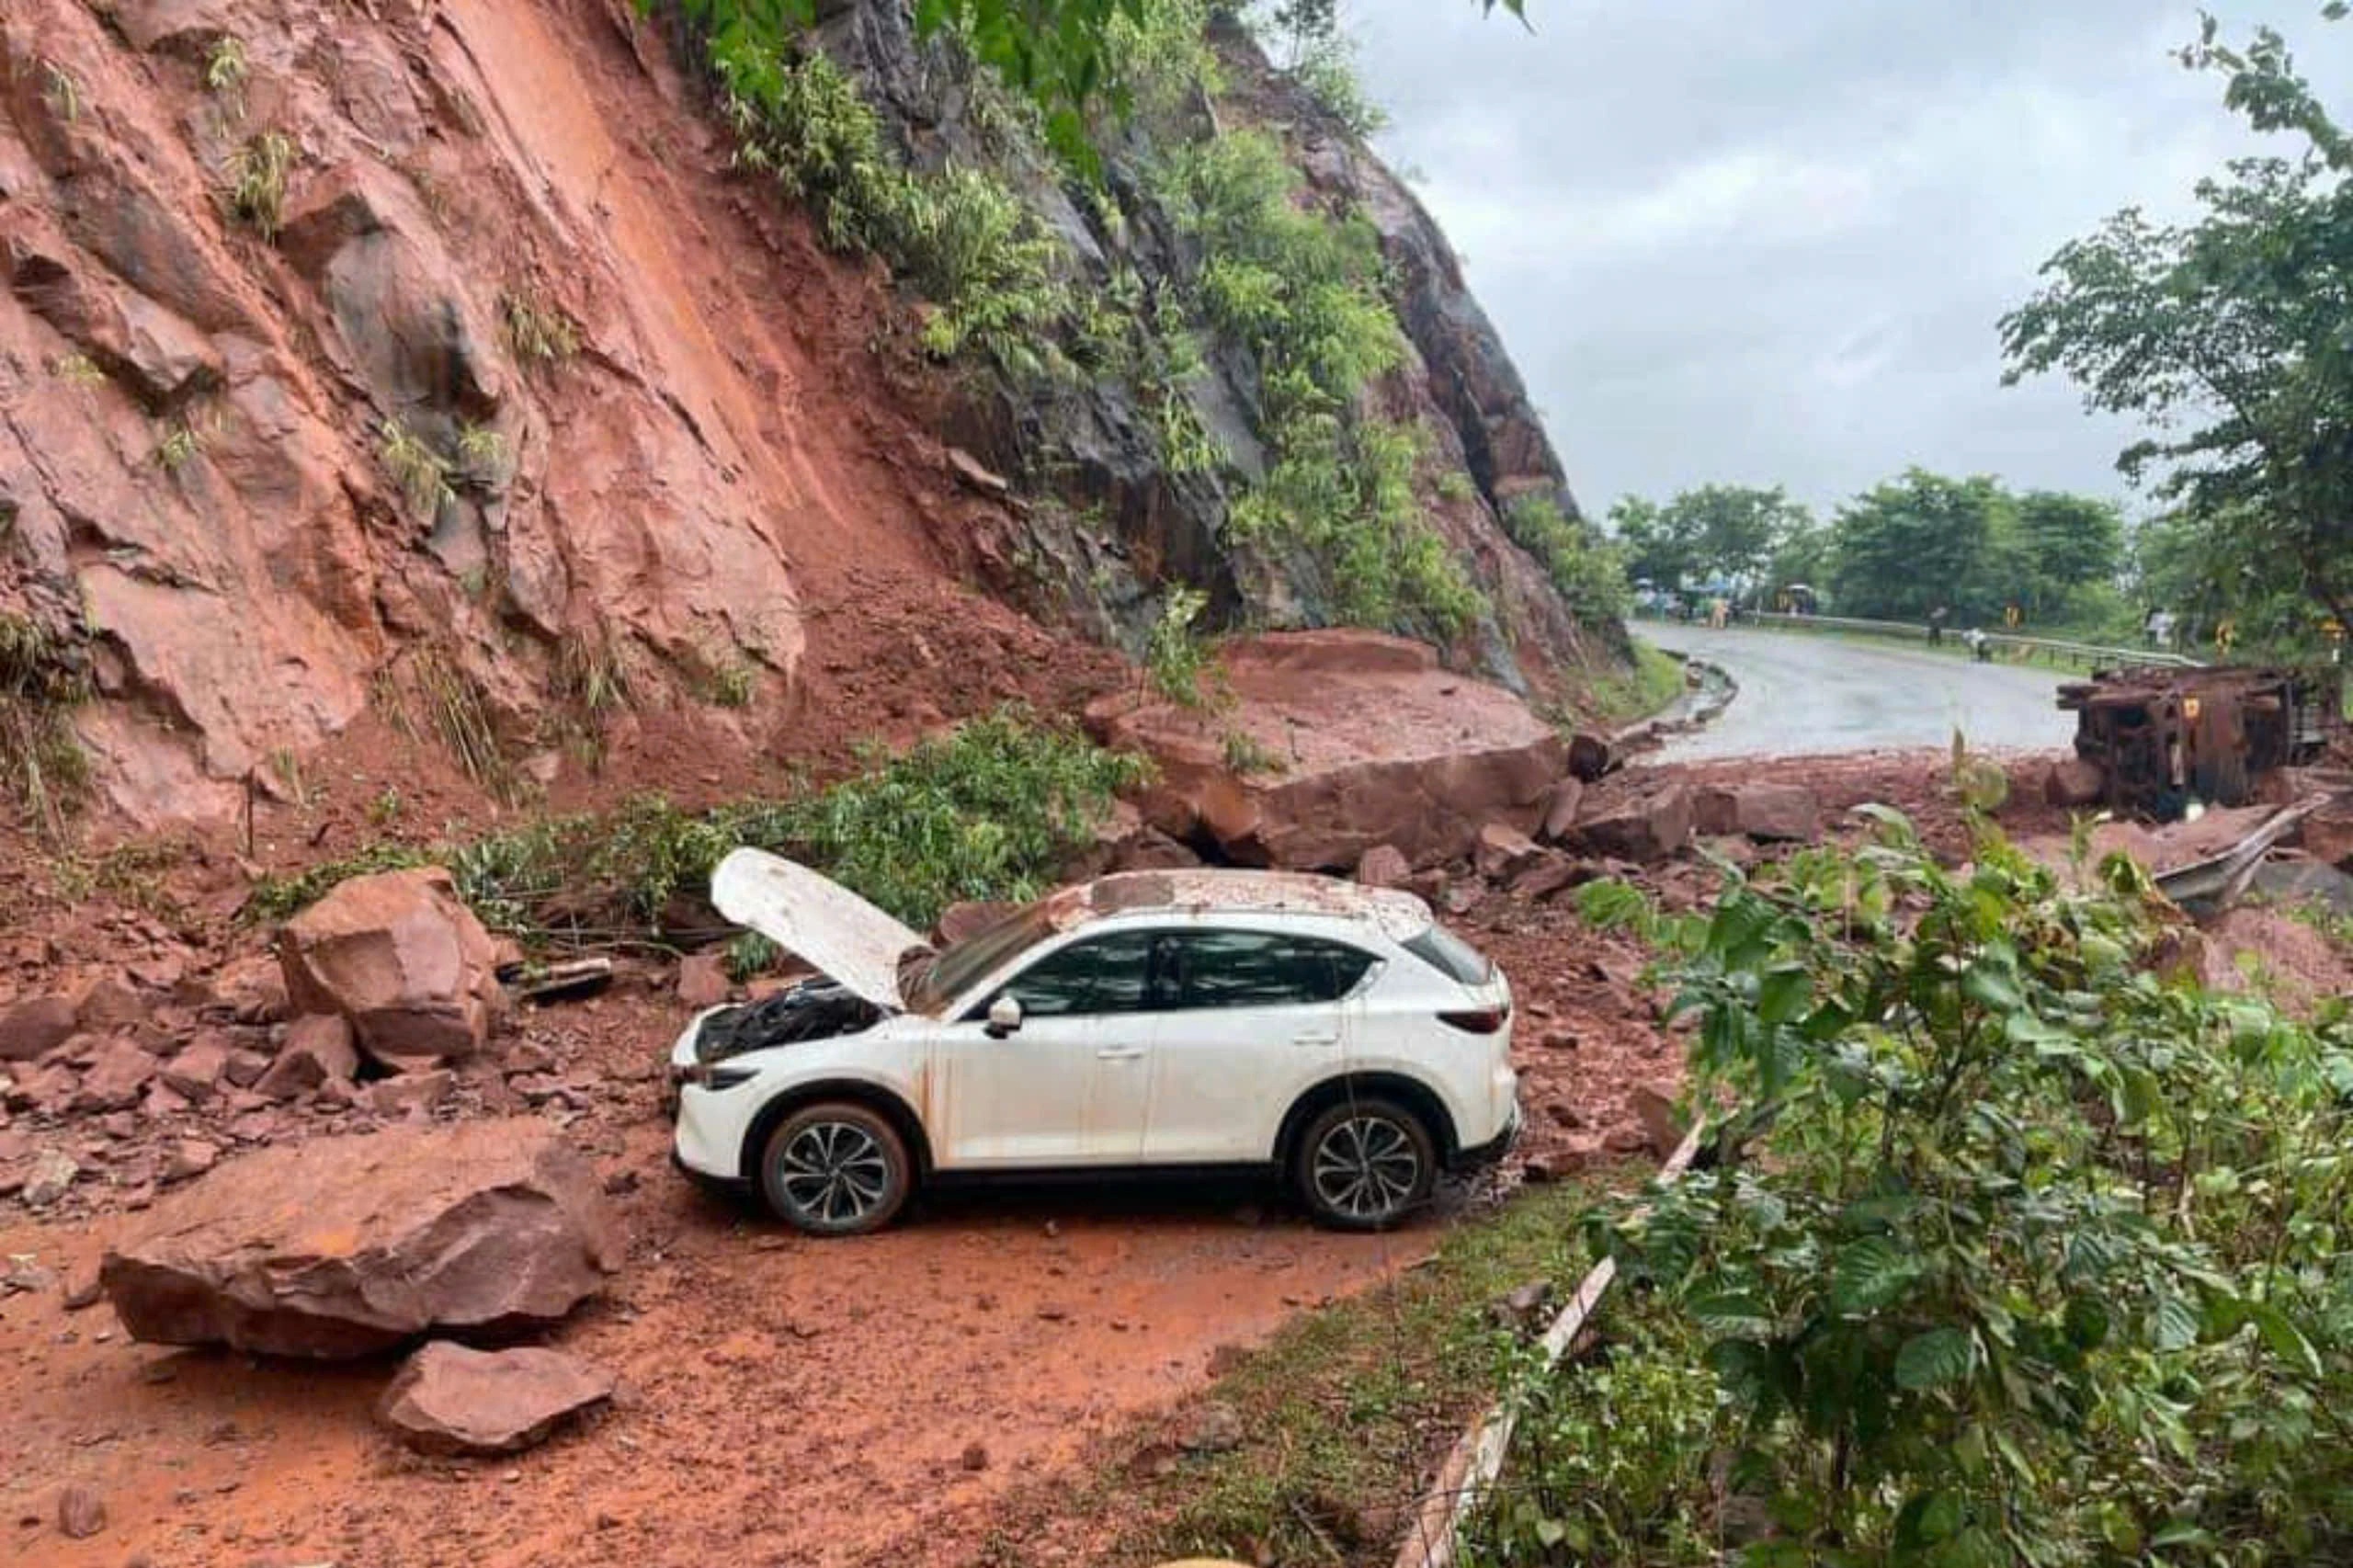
708;848;924;1012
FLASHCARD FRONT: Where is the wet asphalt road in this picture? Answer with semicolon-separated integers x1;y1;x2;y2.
1647;624;2076;760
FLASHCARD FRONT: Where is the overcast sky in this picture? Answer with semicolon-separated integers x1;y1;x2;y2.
1347;1;2353;522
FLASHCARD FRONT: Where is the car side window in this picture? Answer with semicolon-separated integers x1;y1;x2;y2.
1160;931;1379;1010
987;930;1154;1018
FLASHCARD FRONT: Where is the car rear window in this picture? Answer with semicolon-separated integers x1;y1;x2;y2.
1403;925;1491;986
1160;930;1380;1009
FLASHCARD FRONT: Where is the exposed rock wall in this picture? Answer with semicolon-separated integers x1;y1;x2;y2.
1;0;1619;831
0;0;915;822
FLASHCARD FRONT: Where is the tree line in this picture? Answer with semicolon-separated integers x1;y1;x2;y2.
1608;475;2124;631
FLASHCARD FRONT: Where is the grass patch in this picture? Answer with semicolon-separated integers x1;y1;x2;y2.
1007;1182;1602;1566
0;614;93;838
502;289;581;364
1585;639;1688;726
227;131;295;240
249;704;1148;938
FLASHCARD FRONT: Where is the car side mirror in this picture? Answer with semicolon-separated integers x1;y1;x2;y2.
985;994;1023;1039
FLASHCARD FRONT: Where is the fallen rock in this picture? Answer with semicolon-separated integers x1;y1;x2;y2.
161;1139;219;1184
1473;822;1545;882
78;979;147;1031
377;1342;614;1456
358;1069;454;1119
1086;631;1563;870
2043;756;2107;810
63;1268;104;1311
961;1441;991;1471
255;1015;359;1101
1354;844;1411;889
1506;850;1586;901
58;1484;106;1540
1693;784;1821;843
676;952;731;1009
1629;1082;1688;1156
160;1034;230;1099
73;1035;160;1112
278;867;502;1070
2300;799;2353;871
1539;778;1586;841
222;1047;272;1088
0;995;77;1062
208;955;290;1025
100;1119;622;1358
1566;732;1618;781
1571;782;1693;862
934;902;1015;949
21;1148;78;1207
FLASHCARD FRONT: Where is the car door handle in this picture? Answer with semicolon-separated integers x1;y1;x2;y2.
1290;1031;1340;1047
1097;1046;1146;1061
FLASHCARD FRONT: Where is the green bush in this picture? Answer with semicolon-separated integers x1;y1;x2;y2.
1519;818;2353;1565
1505;494;1631;625
708;32;1065;374
1165;132;1483;636
250;705;1149;937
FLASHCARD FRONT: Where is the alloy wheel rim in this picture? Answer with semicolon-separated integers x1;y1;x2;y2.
778;1120;891;1227
1311;1115;1420;1221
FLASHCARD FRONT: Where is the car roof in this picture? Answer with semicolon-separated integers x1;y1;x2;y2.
1036;869;1434;945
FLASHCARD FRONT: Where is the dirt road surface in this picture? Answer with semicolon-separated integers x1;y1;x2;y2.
2;1111;1416;1567
1650;624;2075;760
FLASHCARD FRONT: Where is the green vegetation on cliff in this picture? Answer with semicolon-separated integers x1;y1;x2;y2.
663;0;1593;655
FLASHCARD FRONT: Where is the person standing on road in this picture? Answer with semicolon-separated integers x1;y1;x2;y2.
1927;605;1949;646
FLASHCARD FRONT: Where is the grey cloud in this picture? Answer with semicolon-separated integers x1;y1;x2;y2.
1346;0;2353;518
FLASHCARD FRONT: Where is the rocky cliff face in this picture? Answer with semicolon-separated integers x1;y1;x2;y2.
808;5;1619;692
1;0;1618;833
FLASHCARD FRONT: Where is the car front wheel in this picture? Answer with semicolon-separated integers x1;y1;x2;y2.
758;1102;913;1236
1293;1096;1437;1231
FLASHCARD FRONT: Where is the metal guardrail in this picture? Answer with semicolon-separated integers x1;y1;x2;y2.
1695;609;2208;670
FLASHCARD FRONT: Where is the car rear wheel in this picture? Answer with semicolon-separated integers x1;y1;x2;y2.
758;1103;913;1236
1293;1096;1437;1231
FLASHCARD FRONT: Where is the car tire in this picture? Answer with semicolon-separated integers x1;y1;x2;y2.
1292;1096;1438;1231
757;1102;914;1236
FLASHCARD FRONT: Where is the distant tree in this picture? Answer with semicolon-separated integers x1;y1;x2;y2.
1606;483;1810;597
1607;494;1699;592
1768;514;1834;597
2009;490;2124;620
2000;7;2353;630
1829;470;2012;623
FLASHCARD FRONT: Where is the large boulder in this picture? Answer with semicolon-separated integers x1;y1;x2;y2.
378;1342;614;1456
1571;782;1694;863
0;995;78;1062
2043;757;2107;810
1692;784;1821;844
99;1119;621;1358
278;868;502;1070
1085;631;1564;871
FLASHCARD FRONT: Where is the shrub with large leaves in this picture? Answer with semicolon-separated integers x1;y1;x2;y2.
1565;816;2353;1564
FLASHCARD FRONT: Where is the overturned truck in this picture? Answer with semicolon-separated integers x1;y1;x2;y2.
2058;665;2342;818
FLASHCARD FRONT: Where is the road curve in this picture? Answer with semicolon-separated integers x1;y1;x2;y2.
1648;624;2076;761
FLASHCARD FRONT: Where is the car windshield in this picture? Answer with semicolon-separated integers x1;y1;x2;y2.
900;902;1057;1017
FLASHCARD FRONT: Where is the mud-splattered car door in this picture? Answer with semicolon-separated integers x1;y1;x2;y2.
925;928;1157;1168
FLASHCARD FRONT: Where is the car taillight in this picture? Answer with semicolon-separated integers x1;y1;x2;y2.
1438;1004;1509;1035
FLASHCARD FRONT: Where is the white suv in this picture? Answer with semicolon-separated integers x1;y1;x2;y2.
668;849;1520;1234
